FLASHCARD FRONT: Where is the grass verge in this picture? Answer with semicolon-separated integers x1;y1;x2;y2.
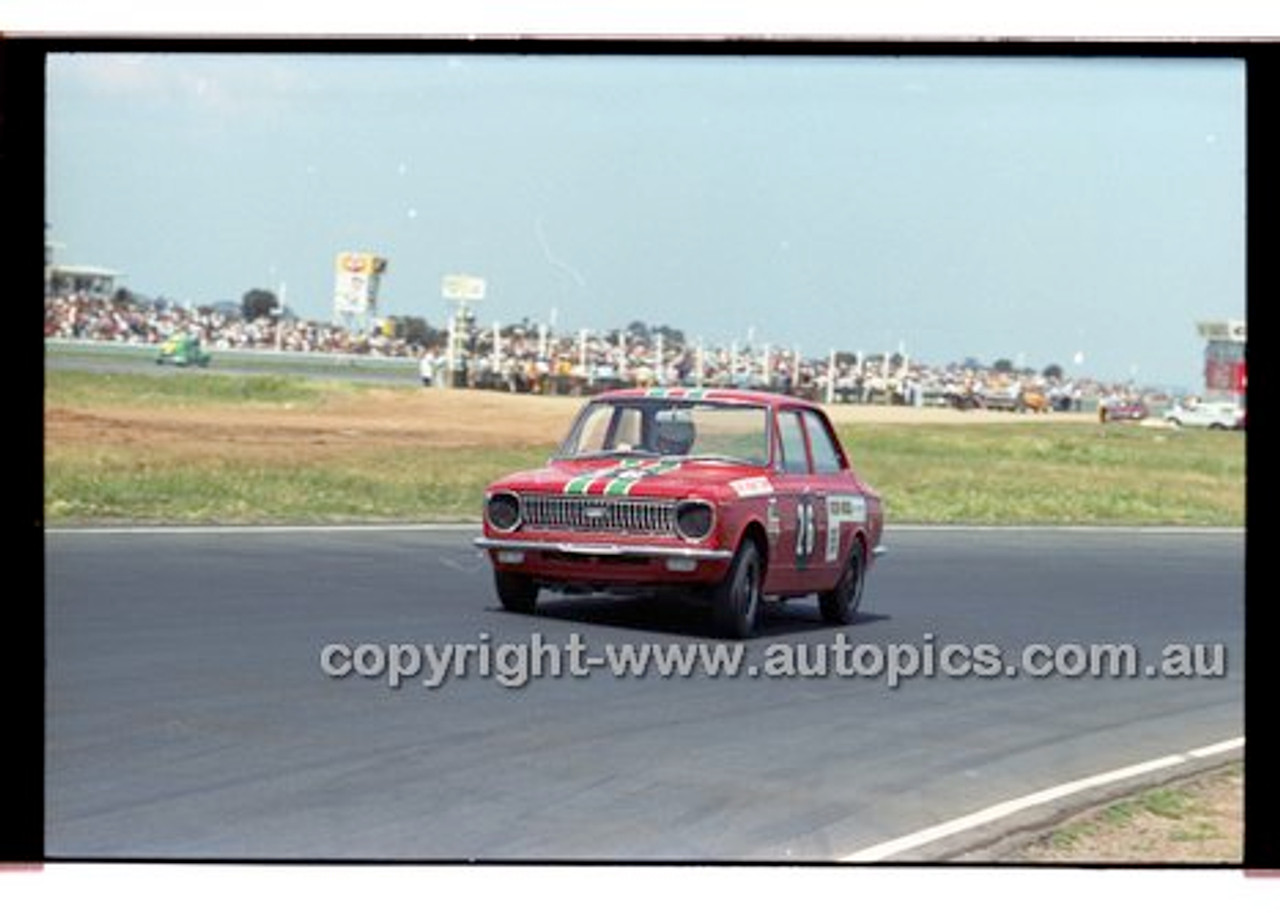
45;367;338;407
1011;762;1243;864
45;445;550;524
841;422;1244;526
44;370;1245;526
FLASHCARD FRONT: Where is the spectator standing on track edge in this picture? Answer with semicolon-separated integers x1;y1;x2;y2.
419;349;434;388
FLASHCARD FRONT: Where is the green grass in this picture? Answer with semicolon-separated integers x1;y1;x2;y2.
1029;762;1242;855
838;422;1244;526
44;446;550;524
45;368;341;408
43;369;1245;526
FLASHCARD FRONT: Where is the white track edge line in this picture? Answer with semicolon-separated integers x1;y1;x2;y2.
839;736;1244;862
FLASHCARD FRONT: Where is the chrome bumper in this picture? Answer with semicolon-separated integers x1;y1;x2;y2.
474;537;734;562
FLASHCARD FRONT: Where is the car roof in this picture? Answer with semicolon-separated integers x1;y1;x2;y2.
591;386;818;410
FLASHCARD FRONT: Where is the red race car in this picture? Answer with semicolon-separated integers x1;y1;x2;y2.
474;387;885;638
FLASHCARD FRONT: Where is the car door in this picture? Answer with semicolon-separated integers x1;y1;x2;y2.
769;408;822;594
799;408;858;591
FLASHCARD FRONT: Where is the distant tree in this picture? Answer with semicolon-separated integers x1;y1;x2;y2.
241;288;279;321
1043;363;1065;381
626;320;650;343
406;317;428;346
650;324;686;347
991;357;1015;374
389;315;445;348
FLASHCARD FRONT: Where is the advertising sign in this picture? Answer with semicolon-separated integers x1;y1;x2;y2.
334;252;388;316
441;274;487;302
1196;320;1246;342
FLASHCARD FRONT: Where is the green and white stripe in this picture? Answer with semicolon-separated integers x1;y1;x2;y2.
599;459;683;495
644;387;709;400
562;457;684;496
563;458;645;494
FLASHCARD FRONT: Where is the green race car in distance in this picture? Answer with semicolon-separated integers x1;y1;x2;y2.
156;332;211;367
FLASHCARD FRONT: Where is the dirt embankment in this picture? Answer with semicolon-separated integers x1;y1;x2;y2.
45;386;1098;460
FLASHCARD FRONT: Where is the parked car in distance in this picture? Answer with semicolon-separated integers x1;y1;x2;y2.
980;387;1018;412
474;388;885;639
1163;399;1245;431
1098;398;1149;423
1018;389;1051;413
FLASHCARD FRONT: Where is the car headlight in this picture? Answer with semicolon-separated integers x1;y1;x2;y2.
486;492;521;532
675;500;714;541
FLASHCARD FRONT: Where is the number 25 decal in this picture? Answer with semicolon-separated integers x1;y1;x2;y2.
795;500;817;560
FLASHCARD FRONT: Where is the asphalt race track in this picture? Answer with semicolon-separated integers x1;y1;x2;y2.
45;526;1243;861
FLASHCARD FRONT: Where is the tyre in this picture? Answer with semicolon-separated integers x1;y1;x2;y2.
711;539;763;639
819;537;867;625
494;569;539;613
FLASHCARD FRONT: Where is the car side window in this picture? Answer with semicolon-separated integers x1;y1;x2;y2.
776;410;811;474
802;410;845;474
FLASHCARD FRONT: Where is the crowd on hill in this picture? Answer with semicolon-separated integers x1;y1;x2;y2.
45;291;1154;408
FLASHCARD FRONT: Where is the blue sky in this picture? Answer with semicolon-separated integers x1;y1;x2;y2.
45;52;1245;388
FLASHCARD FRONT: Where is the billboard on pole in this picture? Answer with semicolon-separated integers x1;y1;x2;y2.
441;274;487;302
334;252;388;318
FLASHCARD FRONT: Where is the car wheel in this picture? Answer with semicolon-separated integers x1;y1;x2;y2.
711;539;763;639
820;537;866;625
494;569;539;613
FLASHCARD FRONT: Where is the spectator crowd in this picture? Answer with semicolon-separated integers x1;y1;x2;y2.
44;292;416;357
45;291;1155;409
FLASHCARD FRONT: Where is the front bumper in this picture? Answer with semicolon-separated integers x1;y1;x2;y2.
473;536;735;587
474;537;734;561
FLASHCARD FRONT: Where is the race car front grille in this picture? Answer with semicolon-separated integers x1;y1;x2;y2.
521;495;677;536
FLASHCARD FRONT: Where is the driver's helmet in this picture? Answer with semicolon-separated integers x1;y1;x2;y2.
653;410;696;455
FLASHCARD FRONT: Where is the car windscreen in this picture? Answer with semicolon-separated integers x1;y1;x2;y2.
560;400;770;466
